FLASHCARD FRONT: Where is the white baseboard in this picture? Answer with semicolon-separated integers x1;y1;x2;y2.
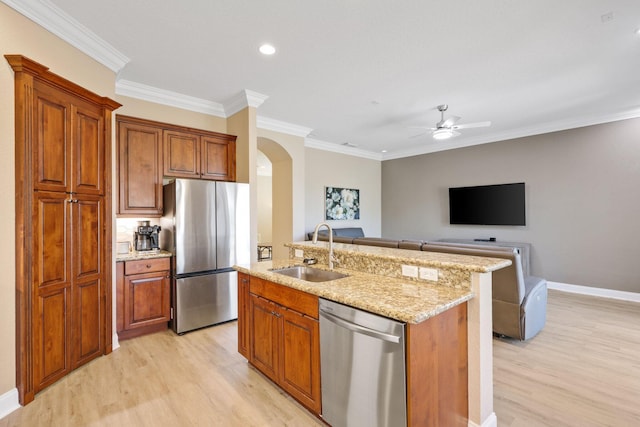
0;388;20;420
468;412;497;427
548;281;640;303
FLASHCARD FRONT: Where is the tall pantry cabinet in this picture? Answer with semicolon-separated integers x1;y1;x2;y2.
6;55;121;405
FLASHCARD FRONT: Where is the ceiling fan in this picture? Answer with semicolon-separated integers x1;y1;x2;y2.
411;104;491;140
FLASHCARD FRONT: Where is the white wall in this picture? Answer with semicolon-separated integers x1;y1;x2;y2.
382;118;640;293
305;148;381;238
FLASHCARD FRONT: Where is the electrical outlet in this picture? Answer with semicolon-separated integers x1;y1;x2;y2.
294;249;304;258
419;267;439;281
401;265;419;278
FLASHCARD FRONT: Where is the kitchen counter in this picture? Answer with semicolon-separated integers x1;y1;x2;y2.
235;260;472;324
115;249;172;262
235;241;510;324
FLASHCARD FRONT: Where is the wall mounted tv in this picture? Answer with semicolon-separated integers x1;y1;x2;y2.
449;182;526;226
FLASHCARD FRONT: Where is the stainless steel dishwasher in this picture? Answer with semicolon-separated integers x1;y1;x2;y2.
319;298;407;427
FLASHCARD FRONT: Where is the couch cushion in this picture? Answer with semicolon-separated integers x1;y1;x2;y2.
352;237;399;248
307;227;365;240
333;227;365;238
421;243;525;304
398;240;423;250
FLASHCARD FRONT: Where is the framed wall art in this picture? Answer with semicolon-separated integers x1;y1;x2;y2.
325;187;360;220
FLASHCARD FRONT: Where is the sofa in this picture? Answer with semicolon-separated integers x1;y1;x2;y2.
307;227;547;341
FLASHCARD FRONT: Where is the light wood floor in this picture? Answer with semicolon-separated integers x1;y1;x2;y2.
1;290;639;426
494;290;640;427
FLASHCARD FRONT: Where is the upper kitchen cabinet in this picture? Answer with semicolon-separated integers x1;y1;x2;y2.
200;134;236;181
117;116;163;216
116;116;237;217
163;129;200;178
164;129;236;181
32;78;106;196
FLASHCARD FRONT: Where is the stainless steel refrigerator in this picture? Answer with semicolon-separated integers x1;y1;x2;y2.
161;179;250;334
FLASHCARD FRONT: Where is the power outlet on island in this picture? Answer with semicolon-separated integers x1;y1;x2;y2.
419;267;439;281
294;249;304;258
401;265;419;278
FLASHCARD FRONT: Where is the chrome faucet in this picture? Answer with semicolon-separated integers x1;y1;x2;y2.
312;222;338;270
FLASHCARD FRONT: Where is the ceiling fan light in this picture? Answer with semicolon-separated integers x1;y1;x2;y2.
432;128;453;140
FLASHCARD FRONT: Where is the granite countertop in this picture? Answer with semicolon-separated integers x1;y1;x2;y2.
116;249;173;262
235;259;474;324
288;241;512;273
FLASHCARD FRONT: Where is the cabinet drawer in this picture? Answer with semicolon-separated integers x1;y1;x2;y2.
250;276;318;319
125;257;170;275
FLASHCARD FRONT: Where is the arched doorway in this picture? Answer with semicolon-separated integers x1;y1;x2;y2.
257;137;294;261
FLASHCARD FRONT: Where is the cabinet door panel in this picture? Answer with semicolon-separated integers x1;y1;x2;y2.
163;130;200;178
74;196;102;278
73;104;104;195
72;196;104;367
34;287;70;391
33;84;70;192
201;135;235;181
34;192;70;288
280;309;321;413
124;272;170;329
74;279;102;367
237;273;250;358
249;294;279;383
117;119;163;215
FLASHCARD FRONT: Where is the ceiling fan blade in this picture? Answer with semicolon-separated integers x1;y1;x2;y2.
452;121;491;130
440;116;461;128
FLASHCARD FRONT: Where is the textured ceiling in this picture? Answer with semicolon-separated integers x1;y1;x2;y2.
20;0;640;159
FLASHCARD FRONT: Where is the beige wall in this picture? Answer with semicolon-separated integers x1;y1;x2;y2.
257;174;273;244
305;148;382;238
0;3;119;396
115;95;227;133
382;118;640;293
257;130;306;260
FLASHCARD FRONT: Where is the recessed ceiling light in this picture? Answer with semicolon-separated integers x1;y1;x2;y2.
381;150;388;153
259;44;276;55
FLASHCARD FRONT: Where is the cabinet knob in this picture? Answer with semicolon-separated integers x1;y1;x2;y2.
146;264;152;268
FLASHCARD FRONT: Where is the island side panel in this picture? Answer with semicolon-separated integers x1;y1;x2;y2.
406;302;468;427
467;272;496;427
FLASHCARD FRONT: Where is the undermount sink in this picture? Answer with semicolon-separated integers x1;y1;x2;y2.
270;266;349;282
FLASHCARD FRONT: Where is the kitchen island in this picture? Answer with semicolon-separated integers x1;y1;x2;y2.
235;241;509;427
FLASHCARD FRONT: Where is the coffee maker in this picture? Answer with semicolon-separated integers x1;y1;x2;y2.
134;220;161;251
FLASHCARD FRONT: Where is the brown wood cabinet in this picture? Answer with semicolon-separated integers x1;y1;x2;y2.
116;116;163;216
163;129;236;181
244;276;321;415
116;258;171;340
116;115;237;217
237;272;250;358
7;54;120;405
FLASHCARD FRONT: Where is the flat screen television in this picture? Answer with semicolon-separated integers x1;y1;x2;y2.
449;182;526;226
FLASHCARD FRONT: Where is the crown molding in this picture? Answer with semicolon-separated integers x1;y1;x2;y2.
1;0;129;72
382;107;640;161
257;116;313;138
224;90;269;116
115;79;226;117
305;138;383;161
